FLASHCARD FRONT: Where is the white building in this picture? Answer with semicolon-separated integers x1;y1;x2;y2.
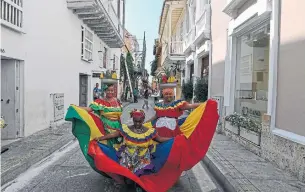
183;0;211;87
0;0;125;140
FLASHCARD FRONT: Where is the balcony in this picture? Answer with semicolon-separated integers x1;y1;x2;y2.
161;41;185;67
170;41;184;56
194;4;211;45
223;0;251;18
183;27;196;54
67;0;124;48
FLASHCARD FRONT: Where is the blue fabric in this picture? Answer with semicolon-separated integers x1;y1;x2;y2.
177;117;187;126
98;143;119;162
151;139;174;172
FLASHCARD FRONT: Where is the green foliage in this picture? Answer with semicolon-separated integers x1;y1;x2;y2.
150;57;158;76
194;78;208;102
162;67;171;77
120;54;126;81
225;113;262;133
182;80;193;102
126;52;135;87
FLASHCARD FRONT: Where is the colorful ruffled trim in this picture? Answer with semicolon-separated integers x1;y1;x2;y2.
154;100;187;110
120;124;157;144
90;102;122;113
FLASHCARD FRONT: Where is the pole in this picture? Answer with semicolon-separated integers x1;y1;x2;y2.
124;57;134;102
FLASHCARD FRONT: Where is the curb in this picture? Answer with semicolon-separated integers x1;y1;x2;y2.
203;152;236;192
189;162;219;192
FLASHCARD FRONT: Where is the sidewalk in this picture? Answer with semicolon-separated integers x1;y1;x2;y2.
1;102;131;186
203;134;305;192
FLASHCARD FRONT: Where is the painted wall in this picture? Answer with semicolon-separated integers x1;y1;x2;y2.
1;0;122;137
275;0;305;137
210;0;230;97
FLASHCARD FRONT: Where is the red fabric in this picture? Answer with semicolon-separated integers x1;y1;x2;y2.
156;127;182;137
89;113;106;135
94;98;121;107
87;99;219;192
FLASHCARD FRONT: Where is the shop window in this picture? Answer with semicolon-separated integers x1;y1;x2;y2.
234;24;270;122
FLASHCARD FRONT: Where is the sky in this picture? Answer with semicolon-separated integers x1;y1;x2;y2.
125;0;163;78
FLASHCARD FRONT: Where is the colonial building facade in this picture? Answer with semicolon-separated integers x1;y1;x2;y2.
211;0;305;182
1;0;125;139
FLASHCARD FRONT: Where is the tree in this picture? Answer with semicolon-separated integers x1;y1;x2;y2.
150;57;158;76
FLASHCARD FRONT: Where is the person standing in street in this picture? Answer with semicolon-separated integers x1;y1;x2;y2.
133;88;139;103
142;88;150;110
93;83;101;101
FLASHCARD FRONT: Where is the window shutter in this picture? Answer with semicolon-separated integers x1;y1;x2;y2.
223;34;232;106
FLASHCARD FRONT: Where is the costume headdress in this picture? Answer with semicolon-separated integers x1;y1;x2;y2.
130;109;145;119
100;70;119;84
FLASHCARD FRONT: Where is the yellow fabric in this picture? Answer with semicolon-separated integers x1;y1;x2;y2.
73;106;107;144
101;111;122;120
91;102;123;109
143;122;154;129
121;124;156;156
179;102;206;138
121;124;155;139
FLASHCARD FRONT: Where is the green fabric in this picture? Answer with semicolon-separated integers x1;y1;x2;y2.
89;103;122;113
65;107;110;178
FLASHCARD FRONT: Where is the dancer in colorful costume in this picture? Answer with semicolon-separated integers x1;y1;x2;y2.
65;96;219;192
77;84;123;148
145;87;203;137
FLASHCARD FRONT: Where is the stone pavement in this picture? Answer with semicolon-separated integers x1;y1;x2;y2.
203;134;305;192
1;102;131;186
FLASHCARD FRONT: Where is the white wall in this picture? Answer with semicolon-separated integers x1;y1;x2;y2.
1;0;122;137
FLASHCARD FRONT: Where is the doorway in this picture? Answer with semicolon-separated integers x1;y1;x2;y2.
79;74;89;107
201;56;209;79
1;59;23;140
190;64;194;82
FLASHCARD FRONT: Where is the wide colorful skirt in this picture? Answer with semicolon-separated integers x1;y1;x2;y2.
65;99;219;192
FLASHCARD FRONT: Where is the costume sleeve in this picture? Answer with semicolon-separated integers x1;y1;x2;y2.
177;100;188;110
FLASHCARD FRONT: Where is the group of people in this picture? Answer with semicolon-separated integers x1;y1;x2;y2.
65;83;219;192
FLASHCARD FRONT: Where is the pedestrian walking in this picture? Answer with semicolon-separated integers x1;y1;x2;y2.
142;89;150;110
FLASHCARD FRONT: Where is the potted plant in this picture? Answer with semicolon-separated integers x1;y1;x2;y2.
239;116;261;145
194;78;208;102
224;113;240;135
182;80;193;102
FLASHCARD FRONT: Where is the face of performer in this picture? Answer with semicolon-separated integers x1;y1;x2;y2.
133;116;144;130
163;89;174;103
105;85;115;98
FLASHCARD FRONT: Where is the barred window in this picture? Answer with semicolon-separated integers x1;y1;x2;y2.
1;0;23;29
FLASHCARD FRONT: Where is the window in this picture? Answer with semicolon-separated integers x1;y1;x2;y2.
234;24;270;123
1;0;23;29
81;26;93;61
